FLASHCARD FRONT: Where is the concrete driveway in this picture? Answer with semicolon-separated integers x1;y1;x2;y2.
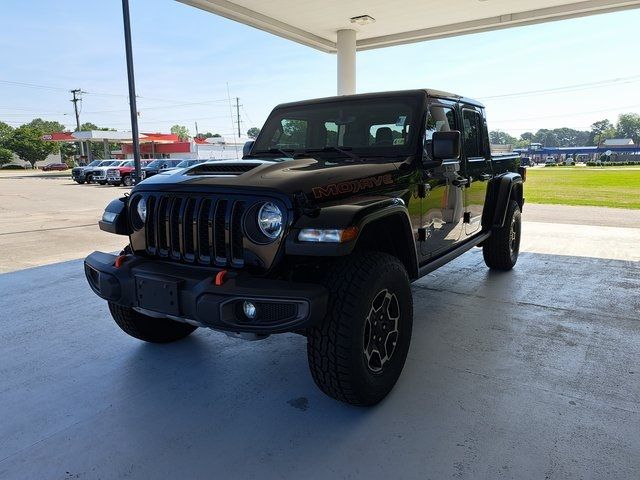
1;217;639;479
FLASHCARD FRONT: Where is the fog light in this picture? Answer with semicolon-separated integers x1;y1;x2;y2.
243;301;257;320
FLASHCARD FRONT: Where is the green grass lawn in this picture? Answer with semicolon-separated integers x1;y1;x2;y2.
525;167;640;209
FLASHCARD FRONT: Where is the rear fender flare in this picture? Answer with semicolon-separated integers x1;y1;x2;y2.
482;173;523;229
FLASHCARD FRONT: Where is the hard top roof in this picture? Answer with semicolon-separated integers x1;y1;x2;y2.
273;89;485;110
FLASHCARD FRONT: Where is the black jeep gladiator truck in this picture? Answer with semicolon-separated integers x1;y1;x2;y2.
85;90;524;406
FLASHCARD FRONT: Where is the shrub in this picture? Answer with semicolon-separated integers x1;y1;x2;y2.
1;164;27;170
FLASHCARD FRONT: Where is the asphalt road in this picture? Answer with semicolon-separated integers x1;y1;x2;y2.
0;175;127;272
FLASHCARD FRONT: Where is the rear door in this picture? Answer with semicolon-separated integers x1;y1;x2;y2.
460;106;492;236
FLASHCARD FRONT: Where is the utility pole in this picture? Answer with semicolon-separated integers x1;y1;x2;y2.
194;121;199;158
235;97;242;138
70;89;85;159
121;0;142;184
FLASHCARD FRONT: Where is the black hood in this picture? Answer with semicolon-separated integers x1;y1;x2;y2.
133;158;403;204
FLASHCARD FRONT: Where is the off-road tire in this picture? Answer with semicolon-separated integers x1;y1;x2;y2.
483;199;521;271
108;302;197;343
306;252;413;406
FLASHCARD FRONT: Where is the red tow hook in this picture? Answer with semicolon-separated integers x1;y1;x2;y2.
214;270;228;286
114;254;128;268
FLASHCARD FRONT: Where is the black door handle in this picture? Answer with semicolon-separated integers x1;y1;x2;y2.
452;177;469;188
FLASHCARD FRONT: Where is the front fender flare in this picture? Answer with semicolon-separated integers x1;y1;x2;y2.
285;198;418;275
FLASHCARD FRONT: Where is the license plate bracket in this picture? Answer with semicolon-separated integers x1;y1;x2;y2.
135;275;181;316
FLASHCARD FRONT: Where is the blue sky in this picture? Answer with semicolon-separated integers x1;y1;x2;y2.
1;1;639;138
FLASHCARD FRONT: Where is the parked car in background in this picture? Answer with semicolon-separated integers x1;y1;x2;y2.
106;160;152;186
42;163;68;171
161;158;205;172
71;160;102;184
545;156;556;165
520;156;531;167
141;159;186;179
91;160;129;185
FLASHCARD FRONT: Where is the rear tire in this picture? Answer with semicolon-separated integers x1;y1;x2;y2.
108;302;197;343
306;252;413;406
483;199;521;271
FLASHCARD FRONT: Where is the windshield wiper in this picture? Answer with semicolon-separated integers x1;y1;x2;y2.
304;146;361;161
251;148;295;158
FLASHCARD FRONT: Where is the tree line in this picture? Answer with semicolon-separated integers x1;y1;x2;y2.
0;119;121;168
0;119;262;168
489;113;640;148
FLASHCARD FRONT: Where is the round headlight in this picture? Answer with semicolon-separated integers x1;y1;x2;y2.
257;202;283;239
136;197;147;223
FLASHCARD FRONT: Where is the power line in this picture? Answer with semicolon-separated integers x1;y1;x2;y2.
490;103;640;123
0;78;233;108
479;74;640;100
82;99;229;115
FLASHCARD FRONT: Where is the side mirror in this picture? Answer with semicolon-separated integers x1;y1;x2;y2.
431;131;461;161
243;140;255;157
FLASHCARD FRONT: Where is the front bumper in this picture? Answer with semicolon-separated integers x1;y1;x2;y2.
84;251;328;334
72;171;86;180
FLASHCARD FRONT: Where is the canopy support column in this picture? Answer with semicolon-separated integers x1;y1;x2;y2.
337;29;356;95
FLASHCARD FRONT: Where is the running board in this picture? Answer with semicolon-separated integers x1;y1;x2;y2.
418;231;491;277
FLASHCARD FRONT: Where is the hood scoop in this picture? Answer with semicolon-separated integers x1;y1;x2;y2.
185;162;264;176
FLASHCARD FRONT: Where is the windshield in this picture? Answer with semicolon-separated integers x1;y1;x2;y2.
122;161;134;167
176;159;200;168
87;160;101;167
99;161;116;167
253;96;421;161
145;160;164;168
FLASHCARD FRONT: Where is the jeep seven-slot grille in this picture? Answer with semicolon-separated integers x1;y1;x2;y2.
144;194;246;267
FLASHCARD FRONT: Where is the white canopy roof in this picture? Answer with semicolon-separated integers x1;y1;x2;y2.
72;130;134;142
178;0;640;52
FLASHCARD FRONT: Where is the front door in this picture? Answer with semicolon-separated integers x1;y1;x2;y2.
460;106;492;236
419;101;467;261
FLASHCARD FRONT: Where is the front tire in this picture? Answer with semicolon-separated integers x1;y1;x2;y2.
483;199;521;270
306;252;413;406
75;180;85;184
98;181;107;185
123;175;133;187
108;302;197;343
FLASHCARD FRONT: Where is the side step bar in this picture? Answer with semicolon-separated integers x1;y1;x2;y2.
418;232;491;277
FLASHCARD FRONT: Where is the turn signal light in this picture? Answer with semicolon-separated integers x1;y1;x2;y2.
298;226;358;243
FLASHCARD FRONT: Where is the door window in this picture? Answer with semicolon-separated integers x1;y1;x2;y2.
423;105;455;161
462;109;484;158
